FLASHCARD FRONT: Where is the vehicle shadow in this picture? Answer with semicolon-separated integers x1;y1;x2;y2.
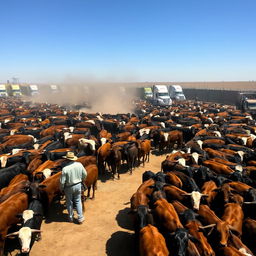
105;231;138;256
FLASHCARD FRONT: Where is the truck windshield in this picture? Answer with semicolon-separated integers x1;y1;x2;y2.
0;90;6;92
12;90;21;92
158;93;169;97
248;103;256;109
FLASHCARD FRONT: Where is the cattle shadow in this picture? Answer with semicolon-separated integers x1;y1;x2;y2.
105;231;138;256
115;207;134;231
44;200;68;223
4;238;21;256
99;163;137;183
151;148;173;156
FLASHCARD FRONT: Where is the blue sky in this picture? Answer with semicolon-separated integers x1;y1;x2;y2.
0;0;255;83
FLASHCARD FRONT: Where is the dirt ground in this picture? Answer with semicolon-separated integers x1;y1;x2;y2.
12;153;166;256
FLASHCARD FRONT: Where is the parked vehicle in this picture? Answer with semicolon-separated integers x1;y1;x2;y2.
143;87;153;100
169;85;186;101
0;84;8;97
237;92;256;117
152;85;172;106
7;84;22;96
50;84;60;93
21;84;39;96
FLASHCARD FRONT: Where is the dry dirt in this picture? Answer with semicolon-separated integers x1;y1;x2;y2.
23;153;166;256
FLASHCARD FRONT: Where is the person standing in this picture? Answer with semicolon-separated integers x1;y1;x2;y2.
60;151;87;224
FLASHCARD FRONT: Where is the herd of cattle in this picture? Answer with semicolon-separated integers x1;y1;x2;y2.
1;96;256;256
130;102;256;255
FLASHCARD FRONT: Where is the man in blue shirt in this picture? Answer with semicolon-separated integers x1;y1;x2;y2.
60;152;87;224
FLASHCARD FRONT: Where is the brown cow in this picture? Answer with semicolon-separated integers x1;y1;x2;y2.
221;203;244;235
185;220;215;256
153;198;183;232
76;156;97;167
203;160;234;175
201;181;218;206
97;142;112;174
0;176;29;203
242;218;256;254
138;139;151;166
39;172;62;206
83;164;98;199
0;193;28;256
130;191;149;212
139;224;169;256
198;205;231;247
165;172;183;188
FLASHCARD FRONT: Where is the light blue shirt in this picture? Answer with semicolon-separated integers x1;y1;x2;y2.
60;162;87;190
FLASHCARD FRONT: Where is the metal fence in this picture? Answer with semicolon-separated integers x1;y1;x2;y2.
183;88;239;105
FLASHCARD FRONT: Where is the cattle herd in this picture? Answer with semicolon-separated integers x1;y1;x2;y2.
0;96;256;256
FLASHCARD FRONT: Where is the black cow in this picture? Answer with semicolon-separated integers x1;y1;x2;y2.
0;163;27;189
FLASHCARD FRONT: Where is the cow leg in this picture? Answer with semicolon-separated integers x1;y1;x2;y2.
142;154;145;167
91;181;97;199
87;186;91;198
147;152;150;162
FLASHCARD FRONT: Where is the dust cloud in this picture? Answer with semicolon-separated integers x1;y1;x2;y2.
24;83;138;114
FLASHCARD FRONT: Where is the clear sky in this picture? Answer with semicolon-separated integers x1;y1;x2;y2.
0;0;255;83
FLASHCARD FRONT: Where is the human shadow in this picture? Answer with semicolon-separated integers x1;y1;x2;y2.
115;207;134;231
44;200;68;223
106;231;138;256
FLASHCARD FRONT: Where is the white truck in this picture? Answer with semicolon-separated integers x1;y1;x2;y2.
0;84;8;97
29;84;39;96
152;85;172;106
169;85;186;101
50;84;60;93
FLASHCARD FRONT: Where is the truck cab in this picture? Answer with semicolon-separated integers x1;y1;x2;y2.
50;84;60;93
143;87;153;99
0;84;8;97
29;85;39;96
237;92;256;117
169;85;186;101
152;85;172;106
10;84;22;96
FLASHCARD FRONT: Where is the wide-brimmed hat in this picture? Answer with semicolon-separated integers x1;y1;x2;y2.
63;151;78;160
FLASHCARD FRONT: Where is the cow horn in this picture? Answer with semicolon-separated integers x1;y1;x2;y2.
31;229;43;233
243;201;256;204
6;231;19;237
181;193;191;196
199;224;216;229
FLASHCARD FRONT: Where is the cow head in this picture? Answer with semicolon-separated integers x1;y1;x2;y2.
182;191;208;210
199;222;230;247
134;205;153;230
26;182;46;200
168;228;198;256
6;227;42;253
